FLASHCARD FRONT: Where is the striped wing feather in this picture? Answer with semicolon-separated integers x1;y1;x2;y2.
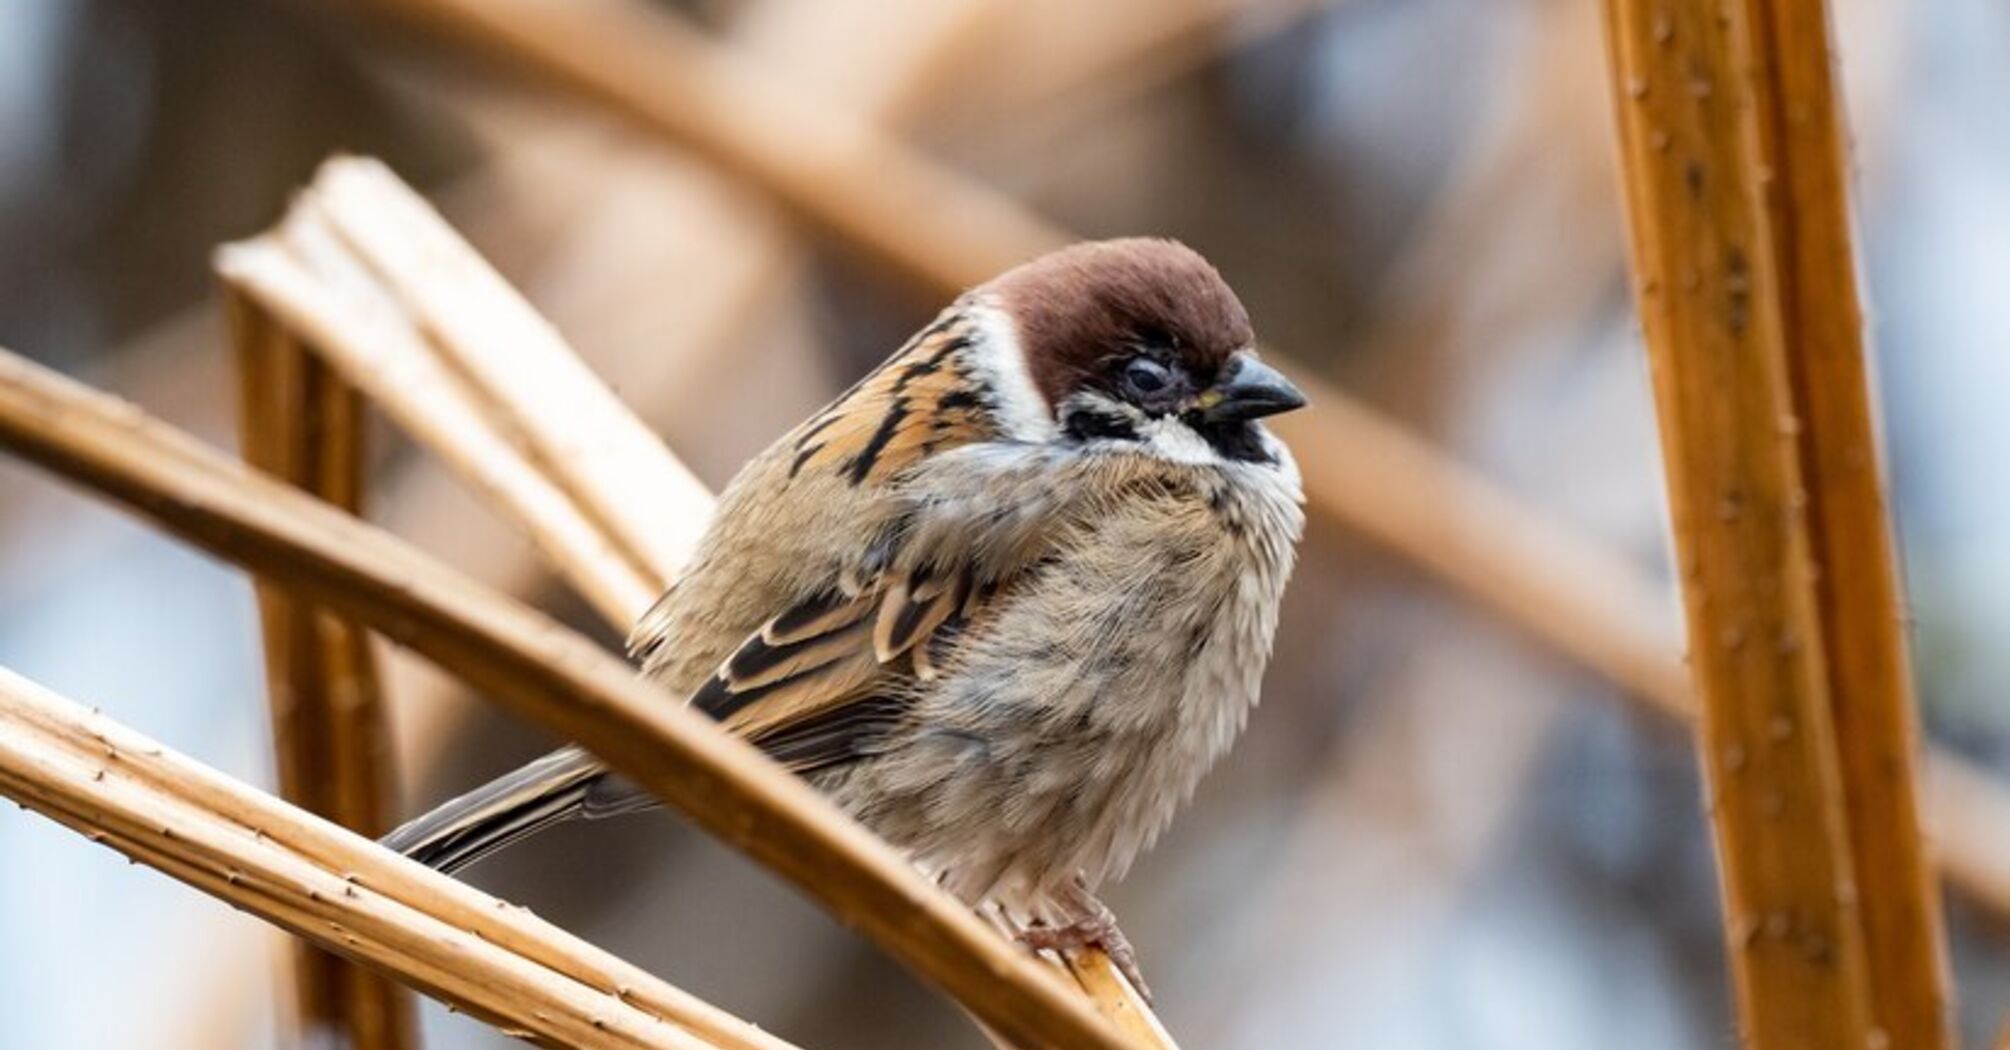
690;312;1012;772
691;570;977;774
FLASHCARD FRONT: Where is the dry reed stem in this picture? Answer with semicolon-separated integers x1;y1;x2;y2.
0;665;797;1050
348;0;2010;932
1602;0;1951;1045
305;158;707;588
217;223;659;627
228;289;419;1049
0;347;1135;1050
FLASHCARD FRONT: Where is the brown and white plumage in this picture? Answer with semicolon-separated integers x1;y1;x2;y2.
384;238;1306;988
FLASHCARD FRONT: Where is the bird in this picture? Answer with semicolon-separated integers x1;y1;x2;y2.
382;238;1306;995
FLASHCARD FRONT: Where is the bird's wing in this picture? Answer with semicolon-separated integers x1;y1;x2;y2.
691;441;1106;774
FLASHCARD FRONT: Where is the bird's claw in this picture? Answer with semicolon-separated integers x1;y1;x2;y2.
1019;907;1152;1004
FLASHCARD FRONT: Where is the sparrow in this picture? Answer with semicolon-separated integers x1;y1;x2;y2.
383;238;1306;995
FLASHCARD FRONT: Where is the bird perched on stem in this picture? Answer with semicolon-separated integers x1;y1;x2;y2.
385;238;1306;995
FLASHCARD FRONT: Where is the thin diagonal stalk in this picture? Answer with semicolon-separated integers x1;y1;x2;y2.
0;345;1134;1050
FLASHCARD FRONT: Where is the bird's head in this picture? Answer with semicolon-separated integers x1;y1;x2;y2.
978;238;1305;464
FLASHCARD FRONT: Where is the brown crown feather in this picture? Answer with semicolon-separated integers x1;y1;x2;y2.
986;238;1254;412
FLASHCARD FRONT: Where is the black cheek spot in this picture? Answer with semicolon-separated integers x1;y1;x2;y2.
1207;487;1246;536
1063;407;1140;443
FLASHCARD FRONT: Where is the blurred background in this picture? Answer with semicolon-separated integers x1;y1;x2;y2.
1;0;2008;1047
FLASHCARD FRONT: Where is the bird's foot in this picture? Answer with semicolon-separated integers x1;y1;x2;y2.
1018;888;1152;1003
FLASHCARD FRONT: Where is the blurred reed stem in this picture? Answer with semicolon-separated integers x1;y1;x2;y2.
1601;0;1952;1046
228;287;419;1049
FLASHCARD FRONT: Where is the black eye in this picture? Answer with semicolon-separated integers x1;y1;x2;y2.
1122;357;1173;397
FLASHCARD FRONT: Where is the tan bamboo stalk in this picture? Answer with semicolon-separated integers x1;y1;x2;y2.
228;289;419;1049
0;665;796;1050
355;0;2010;964
1601;1;1950;1046
0;346;1134;1050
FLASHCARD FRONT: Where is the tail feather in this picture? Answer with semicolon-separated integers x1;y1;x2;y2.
383;746;612;874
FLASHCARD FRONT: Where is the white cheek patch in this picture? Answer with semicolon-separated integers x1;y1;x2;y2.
964;300;1058;443
1137;416;1221;464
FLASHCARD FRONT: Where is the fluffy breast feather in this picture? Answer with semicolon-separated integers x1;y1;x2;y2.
827;443;1303;902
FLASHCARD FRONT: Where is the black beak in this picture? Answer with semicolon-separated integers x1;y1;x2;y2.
1200;356;1307;423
